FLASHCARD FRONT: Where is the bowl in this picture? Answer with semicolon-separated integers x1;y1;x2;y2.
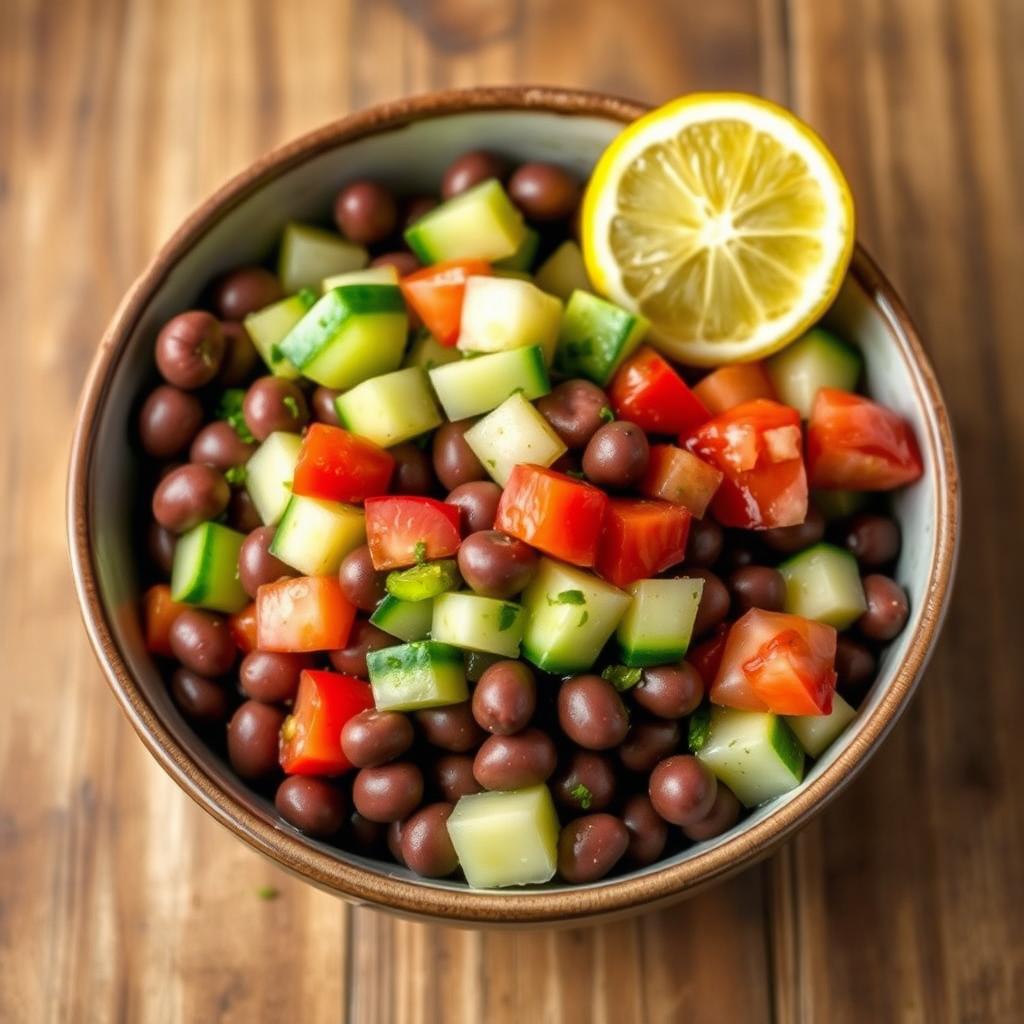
67;86;959;926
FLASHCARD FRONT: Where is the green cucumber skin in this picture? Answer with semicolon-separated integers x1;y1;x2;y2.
555;290;647;385
370;595;434;642
366;640;468;710
170;522;247;613
495;228;540;272
769;716;806;780
618;643;688;669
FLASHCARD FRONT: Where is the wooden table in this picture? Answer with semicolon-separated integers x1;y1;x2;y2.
2;0;1021;1019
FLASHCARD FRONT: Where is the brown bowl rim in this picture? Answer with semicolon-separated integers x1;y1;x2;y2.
67;85;959;925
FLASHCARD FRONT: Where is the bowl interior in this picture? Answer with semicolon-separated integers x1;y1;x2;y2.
79;102;952;916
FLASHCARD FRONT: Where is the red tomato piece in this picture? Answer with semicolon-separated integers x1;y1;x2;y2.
608;346;710;435
399;259;492;346
364;495;462;570
495;464;609;567
594;499;691;588
143;584;187;657
641;444;724;518
688;623;731;687
692;362;776;415
806;388;924;490
256;576;356;653
228;602;259;654
279;669;375;775
685;399;808;529
292;423;394;503
711;609;837;715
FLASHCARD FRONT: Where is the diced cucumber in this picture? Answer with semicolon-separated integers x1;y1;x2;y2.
778;542;867;629
767;328;862;418
616;577;704;667
446;784;560;888
278;222;367;293
463;392;567;486
278;285;407;390
457;277;563;365
335;367;443;448
386;560;460;602
535;240;591;300
786;693;857;757
494;227;540;272
370;595;434;642
555;290;648;385
695;707;805;808
812;489;867;520
520;558;632;674
403;329;462;371
243;290;316;378
322;264;399;292
404;179;526;264
170;522;248;613
431;592;524;658
245;431;302;525
269;495;365;577
465;650;502;682
366;640;468;711
429;346;550;422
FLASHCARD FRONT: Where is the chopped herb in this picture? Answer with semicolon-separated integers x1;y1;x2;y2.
386;656;403;671
566;469;586;480
511;386;525;396
688;706;711;753
578;610;589;626
225;465;247;485
270;343;285;364
497;604;519;631
257;885;280;901
486;458;497;469
282;395;300;419
297;287;318;306
569;783;593;810
547;589;585;606
414;540;428;564
215;389;255;443
598;405;615;424
601;664;642;691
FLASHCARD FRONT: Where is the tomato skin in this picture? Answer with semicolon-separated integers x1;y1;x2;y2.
688;623;731;687
279;670;375;775
693;362;776;415
641;444;723;518
711;609;837;715
143;584;188;657
609;346;710;435
594;499;691;588
685;399;808;530
495;464;610;567
228;602;259;654
364;495;462;570
292;423;394;503
399;259;491;346
806;388;923;490
256;576;356;653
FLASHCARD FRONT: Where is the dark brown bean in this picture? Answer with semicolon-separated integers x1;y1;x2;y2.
582;420;649;489
557;814;629;883
155;311;225;389
728;565;786;614
649;755;717;826
634;664;704;719
441;150;508;199
275;776;347;837
338;544;387;612
242;376;309;441
147;521;177;575
684;568;730;637
311;385;343;426
227;701;285;780
844;514;901;568
328;619;393;678
371;250;421;276
400;803;459;877
858;574;910;641
211;267;283;321
334;180;398;244
621;794;668;866
536;379;611;449
718;538;757;573
446;481;502;534
189;421;257;471
238;525;295;598
457;530;538;599
472;660;536;735
138;385;204;458
239;650;310;704
432;753;484;803
353;762;424;823
508;162;581;221
415;702;486;753
551;750;617;813
558;675;630;751
684;517;724;568
152;463;230;534
348;811;385;853
619;718;681;774
761;505;826;553
472;729;557;791
228;488;262;533
341;709;415;768
835;636;877;700
215;321;261;387
682;785;741;842
402;196;438;228
170;668;229;723
169;608;237;677
432;420;486;491
390;442;437;495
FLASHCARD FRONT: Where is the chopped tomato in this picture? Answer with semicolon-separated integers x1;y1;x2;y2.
143;584;187;657
364;495;462;570
256;576;356;653
711;609;837;715
608;346;710;435
495;464;609;567
641;444;723;518
806;388;923;490
685;399;808;529
292;423;394;503
595;499;691;587
228;602;259;654
693;363;776;415
399;259;492;346
279;670;374;775
688;623;731;687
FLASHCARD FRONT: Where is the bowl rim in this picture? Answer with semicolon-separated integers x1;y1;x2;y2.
67;85;959;925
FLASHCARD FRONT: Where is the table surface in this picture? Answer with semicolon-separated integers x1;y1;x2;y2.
2;0;1022;1020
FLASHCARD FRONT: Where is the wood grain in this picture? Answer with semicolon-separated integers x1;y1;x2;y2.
0;0;1019;1020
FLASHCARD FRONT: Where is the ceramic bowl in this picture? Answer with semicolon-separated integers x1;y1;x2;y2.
67;86;959;926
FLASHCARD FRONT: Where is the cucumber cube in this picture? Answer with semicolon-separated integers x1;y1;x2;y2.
403;329;462;371
170;522;248;613
429;346;550;422
767;328;862;418
463;392;567;486
243;290;316;378
521;558;632;674
278;285;407;390
322;264;399;292
696;707;805;808
336;367;443;448
269;495;365;577
245;431;302;525
495;227;540;272
370;595;434;642
457;277;563;365
616;577;704;667
786;693;857;757
778;542;867;629
535;240;591;300
446;785;560;888
404;179;526;264
278;222;367;293
366;640;468;711
555;290;648;385
812;489;867;520
431;592;525;658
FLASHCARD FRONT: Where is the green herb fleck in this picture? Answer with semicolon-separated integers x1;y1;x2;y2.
216;389;256;443
547;589;585;606
497;604;519;631
601;664;642;691
566;469;585;480
599;405;615;424
386;656;403;671
270;343;285;364
569;783;593;810
225;465;247;485
282;395;300;419
687;706;712;753
414;540;427;564
257;885;279;901
297;287;318;306
486;458;497;470
578;611;589;626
